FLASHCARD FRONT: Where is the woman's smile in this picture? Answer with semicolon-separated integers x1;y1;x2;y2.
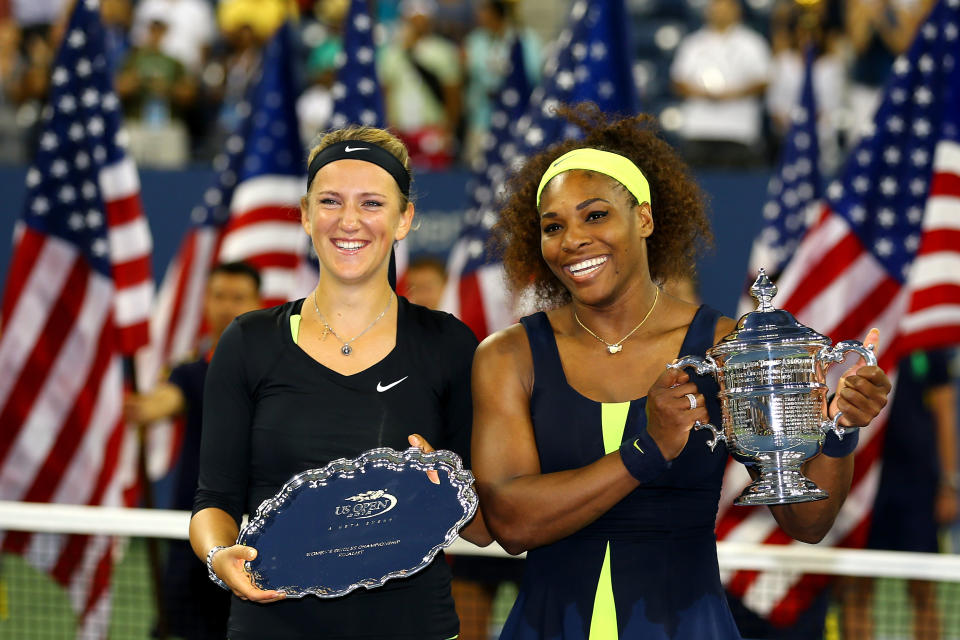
564;255;609;279
331;237;370;254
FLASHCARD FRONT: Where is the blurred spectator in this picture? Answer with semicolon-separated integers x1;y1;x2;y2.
462;0;540;165
403;256;447;309
116;13;195;166
6;19;63;158
201;19;262;159
217;0;292;44
765;0;846;171
838;348;959;640
296;0;347;146
101;0;132;76
131;0;215;152
0;19;17;94
12;22;53;106
433;0;475;44
378;0;462;169
131;0;215;74
670;0;771;168
845;0;934;144
0;18;23;163
9;0;66;31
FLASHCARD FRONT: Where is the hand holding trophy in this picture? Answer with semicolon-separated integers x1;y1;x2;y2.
669;269;879;505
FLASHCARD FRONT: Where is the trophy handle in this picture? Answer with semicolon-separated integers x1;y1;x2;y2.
667;355;719;377
821;412;854;440
668;358;721;451
694;420;726;452
816;340;877;369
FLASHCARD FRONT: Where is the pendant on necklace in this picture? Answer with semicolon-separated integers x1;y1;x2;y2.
341;345;353;356
607;344;623;354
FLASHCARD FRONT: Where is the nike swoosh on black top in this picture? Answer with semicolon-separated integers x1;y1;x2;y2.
376;377;408;392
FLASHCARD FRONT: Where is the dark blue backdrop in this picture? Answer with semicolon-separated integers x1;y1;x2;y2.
0;167;770;319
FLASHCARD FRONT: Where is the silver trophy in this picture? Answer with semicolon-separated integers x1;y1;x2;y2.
669;269;876;505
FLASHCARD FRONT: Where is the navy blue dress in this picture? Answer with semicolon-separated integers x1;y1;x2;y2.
499;306;741;640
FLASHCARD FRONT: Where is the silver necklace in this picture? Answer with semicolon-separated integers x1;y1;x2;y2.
573;288;659;354
313;289;393;356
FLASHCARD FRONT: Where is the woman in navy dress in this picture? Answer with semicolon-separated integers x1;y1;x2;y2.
470;104;891;639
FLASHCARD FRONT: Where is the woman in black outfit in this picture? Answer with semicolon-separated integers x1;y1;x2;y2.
189;125;491;640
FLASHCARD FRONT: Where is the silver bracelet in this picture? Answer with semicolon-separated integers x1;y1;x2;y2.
206;545;230;591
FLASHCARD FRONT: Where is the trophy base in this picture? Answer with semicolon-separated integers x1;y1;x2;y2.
734;454;829;506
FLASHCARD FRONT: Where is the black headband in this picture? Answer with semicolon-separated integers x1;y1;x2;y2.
306;140;411;196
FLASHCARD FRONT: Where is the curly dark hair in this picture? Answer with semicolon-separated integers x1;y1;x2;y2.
493;103;713;308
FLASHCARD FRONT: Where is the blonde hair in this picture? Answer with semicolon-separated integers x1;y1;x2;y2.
307;126;413;208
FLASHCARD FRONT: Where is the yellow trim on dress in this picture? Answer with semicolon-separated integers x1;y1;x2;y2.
600;402;630;456
290;314;301;344
589;542;618;638
588;402;631;638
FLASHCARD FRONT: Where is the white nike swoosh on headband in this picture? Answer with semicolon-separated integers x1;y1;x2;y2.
344;146;368;152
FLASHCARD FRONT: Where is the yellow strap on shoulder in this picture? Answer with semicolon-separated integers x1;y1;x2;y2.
536;148;651;210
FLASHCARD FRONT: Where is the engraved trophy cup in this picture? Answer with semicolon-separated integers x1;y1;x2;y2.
668;269;876;505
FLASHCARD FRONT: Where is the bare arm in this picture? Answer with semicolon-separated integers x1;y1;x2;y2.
471;327;706;554
846;0;878;53
672;79;767;102
874;1;932;54
123;382;185;424
930;382;959;524
189;507;285;602
471;328;637;554
442;81;462;137
847;0;930;55
767;451;855;544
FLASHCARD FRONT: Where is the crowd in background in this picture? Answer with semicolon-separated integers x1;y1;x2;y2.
0;0;938;172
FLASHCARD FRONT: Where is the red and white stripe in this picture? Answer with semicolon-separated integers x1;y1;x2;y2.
101;157;153;352
716;139;960;626
900;141;960;351
440;244;515;340
136;224;221;478
0;156;151;637
218;174;309;307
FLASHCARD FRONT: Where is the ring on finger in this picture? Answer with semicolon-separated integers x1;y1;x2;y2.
684;393;698;410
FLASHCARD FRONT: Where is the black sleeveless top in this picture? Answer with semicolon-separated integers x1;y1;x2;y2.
499;305;742;639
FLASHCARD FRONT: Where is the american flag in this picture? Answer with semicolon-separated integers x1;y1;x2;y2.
440;35;531;336
138;23;306;477
718;0;960;626
442;0;639;338
143;98;255;381
136;109;255;480
0;1;153;636
329;0;385;131
215;21;309;308
737;48;821;317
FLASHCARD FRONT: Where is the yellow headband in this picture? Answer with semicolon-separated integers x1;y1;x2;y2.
536;148;651;210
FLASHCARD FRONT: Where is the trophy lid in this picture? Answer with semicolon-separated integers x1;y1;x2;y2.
713;268;830;353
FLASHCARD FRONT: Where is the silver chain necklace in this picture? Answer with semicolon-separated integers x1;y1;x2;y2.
313;289;393;356
573;288;659;354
